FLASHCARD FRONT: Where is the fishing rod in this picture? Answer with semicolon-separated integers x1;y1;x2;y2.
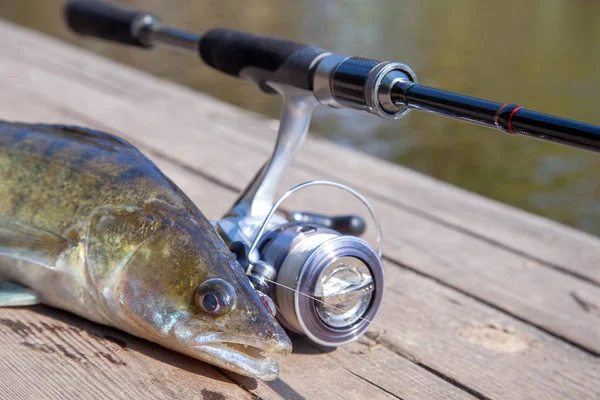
66;1;600;152
65;0;600;347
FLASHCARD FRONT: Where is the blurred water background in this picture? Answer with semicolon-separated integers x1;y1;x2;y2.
1;0;600;235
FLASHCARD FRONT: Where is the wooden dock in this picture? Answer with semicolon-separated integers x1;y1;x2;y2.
0;20;599;400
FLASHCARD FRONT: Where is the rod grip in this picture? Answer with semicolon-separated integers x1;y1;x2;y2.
199;28;327;91
65;0;156;48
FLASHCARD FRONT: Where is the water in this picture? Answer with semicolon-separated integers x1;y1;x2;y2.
1;0;600;235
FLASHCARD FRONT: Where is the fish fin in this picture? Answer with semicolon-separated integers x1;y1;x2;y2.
0;121;136;151
50;125;136;150
0;216;73;268
86;206;172;281
0;281;40;306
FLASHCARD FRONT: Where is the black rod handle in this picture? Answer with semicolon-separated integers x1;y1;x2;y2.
65;0;158;48
64;2;327;92
199;28;326;91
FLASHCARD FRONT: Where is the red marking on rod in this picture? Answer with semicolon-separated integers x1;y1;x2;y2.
495;104;509;129
508;106;524;134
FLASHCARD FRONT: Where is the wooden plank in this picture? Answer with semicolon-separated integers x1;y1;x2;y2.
122;157;600;400
94;144;600;400
2;52;599;357
0;307;253;400
0;89;468;400
0;20;597;286
1;20;600;400
0;73;256;400
7;92;600;400
4;93;600;400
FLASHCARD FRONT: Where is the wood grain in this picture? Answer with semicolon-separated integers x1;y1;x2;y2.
0;307;252;400
1;18;600;400
0;74;473;400
2;140;599;399
137;157;600;400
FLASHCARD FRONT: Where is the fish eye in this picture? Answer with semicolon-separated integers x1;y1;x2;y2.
195;278;237;316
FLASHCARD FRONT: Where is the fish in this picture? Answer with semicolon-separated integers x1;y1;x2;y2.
0;121;292;380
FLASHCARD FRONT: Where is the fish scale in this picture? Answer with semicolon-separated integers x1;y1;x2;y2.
0;122;192;230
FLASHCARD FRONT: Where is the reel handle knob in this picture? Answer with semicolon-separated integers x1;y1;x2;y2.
288;211;366;236
65;0;158;48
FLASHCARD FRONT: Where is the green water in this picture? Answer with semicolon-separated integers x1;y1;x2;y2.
2;0;600;235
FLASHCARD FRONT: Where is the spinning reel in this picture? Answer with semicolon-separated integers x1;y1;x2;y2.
65;0;600;346
217;158;387;347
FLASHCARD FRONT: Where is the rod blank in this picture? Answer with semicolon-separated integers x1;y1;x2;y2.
391;82;600;153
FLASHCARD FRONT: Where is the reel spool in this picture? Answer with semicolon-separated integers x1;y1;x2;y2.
242;181;385;347
258;224;383;346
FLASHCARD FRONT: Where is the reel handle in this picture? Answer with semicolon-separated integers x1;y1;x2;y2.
65;0;157;48
288;211;366;236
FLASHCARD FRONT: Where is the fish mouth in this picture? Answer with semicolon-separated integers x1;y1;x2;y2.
195;341;278;379
178;331;291;381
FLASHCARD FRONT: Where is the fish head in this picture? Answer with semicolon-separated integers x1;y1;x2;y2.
87;203;292;380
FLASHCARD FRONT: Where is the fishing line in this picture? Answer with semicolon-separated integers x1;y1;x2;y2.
264;277;404;340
